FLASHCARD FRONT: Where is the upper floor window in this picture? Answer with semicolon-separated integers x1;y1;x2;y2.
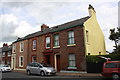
86;30;89;43
46;37;50;49
32;40;36;50
54;34;59;47
20;42;24;52
68;31;75;45
12;44;16;53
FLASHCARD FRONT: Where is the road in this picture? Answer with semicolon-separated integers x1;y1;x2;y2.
1;72;113;80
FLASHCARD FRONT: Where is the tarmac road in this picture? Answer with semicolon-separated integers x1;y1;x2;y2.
1;71;113;80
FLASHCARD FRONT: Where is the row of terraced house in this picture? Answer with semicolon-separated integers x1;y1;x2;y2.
3;5;106;72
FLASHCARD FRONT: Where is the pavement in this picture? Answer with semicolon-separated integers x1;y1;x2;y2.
12;70;102;77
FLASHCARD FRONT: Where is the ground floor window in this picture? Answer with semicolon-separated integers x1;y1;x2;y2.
32;56;37;62
19;56;23;67
68;53;76;69
7;61;10;65
1;61;5;64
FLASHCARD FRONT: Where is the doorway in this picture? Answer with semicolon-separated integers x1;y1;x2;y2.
56;55;60;72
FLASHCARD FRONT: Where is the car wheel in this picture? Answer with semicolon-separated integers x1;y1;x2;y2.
40;71;45;76
27;70;31;75
112;74;120;80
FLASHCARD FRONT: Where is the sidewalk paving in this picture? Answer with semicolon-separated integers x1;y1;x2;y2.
13;70;102;77
56;72;102;77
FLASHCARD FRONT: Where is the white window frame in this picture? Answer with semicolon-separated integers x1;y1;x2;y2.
2;52;5;57
46;37;50;48
8;51;11;57
20;41;24;52
7;61;10;65
1;61;5;64
12;44;16;53
68;31;75;45
32;40;36;50
19;56;24;67
68;53;77;69
32;56;37;62
54;34;59;47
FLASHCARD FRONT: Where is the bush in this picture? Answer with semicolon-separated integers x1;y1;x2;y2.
86;54;120;63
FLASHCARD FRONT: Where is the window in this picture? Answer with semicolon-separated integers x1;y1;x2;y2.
54;34;59;47
46;37;50;48
32;56;37;62
1;61;5;64
68;31;75;45
105;63;117;68
19;56;24;67
20;42;24;52
86;30;89;43
7;61;10;65
2;52;5;57
12;44;16;53
68;54;76;68
8;51;11;57
32;40;36;50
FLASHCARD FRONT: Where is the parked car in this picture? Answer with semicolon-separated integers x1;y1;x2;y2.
0;64;11;72
26;62;56;76
102;61;120;80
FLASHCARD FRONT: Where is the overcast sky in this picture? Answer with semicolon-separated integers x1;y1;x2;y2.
0;0;119;52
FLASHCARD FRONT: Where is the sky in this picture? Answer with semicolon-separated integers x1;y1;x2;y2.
0;0;119;52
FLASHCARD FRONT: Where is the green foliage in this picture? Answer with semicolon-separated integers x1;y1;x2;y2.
109;27;120;54
86;54;120;63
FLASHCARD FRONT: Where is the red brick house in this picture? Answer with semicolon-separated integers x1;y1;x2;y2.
1;43;12;66
12;5;106;72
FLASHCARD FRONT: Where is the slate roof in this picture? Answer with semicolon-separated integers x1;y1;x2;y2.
13;16;90;43
2;46;12;52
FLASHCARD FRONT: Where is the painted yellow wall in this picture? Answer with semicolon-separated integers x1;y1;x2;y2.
83;8;106;55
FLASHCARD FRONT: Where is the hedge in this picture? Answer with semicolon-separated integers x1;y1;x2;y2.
86;54;120;63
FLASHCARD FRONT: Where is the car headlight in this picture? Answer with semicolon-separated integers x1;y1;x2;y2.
47;69;52;72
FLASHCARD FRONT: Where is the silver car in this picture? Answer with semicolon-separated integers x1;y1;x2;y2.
26;62;56;76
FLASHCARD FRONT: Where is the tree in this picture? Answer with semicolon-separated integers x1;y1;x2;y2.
109;27;120;54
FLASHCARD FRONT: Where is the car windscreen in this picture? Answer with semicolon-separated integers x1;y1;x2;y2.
0;65;9;67
41;63;51;67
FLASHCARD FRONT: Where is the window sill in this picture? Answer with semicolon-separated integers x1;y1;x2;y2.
53;46;60;49
67;44;76;47
32;49;36;51
19;66;23;67
68;67;77;69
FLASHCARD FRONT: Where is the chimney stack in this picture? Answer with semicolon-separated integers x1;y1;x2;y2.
41;24;49;31
88;4;96;17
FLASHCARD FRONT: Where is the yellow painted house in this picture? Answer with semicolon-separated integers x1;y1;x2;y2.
84;5;106;55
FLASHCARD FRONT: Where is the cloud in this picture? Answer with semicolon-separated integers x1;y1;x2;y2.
14;21;40;37
0;14;40;44
0;14;18;42
0;2;118;52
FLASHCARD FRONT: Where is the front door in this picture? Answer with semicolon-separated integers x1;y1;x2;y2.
56;55;60;72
